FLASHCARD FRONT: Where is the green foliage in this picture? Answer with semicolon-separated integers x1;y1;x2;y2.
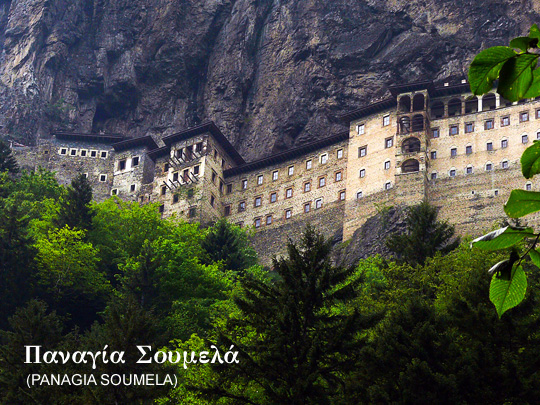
56;173;94;231
386;200;458;266
471;226;534;250
490;265;527;318
504;189;540;218
0;140;19;174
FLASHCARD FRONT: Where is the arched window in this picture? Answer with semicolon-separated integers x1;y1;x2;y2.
482;93;496;111
402;159;420;173
430;101;444;119
399;116;411;134
399;96;411;113
448;98;461;116
413;94;425;111
411;114;424;132
465;96;478;114
401;137;421;153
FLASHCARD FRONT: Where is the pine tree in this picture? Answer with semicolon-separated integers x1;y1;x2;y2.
203;226;381;404
386;200;459;266
0;140;19;174
56;173;94;230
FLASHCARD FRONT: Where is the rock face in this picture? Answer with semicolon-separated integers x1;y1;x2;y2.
0;0;538;160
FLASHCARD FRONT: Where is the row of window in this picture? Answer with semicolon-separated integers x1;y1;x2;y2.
431;134;534;160
111;184;137;195
356;115;391;134
116;156;140;171
59;148;109;158
251;197;329;227
430;160;512;179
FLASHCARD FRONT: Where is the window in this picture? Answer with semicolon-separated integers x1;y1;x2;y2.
219;181;224;193
266;215;273;225
335;171;342;181
357;124;365;135
254;218;261;228
225;184;232;194
304;182;311;192
164;163;169;172
337;149;343;159
501;139;508;148
70;149;77;156
486;163;493;171
242;179;248;189
319;177;326;188
487;142;493;151
451;147;457;157
465;122;474;133
537;131;540;140
450;125;459;135
159;205;164;214
192;165;199;176
522;134;529;144
320;154;328;164
385;137;393;148
306;159;312;170
286;188;293;198
339;191;346;201
288;166;294;176
238;201;246;212
432;128;440;138
494;190;499;196
356;191;363;199
196;142;203;152
99;174;107;182
254;197;262;207
466;145;472;155
466;166;473;174
384;160;391;170
132;156;140;166
161;186;167;195
501;160;509;169
526;182;532;191
270;192;277;203
520;111;529;122
359;169;366;178
188;207;197;218
430;151;437;159
213;149;218;159
173;194;179;203
384;181;392;190
536;109;540;119
315;198;323;209
187;189;194;198
212;171;217;183
285;209;292;219
130;184;136;192
80;150;87;157
272;170;278;181
449;169;456;177
358;146;367;157
304;203;311;213
431;172;437;180
257;175;263;185
111;189;118;195
60;148;67;155
485;119;494;130
173;172;179;182
221;158;225;168
501;116;510;126
100;151;108;158
210;195;215;207
119;160;126;170
383;115;390;126
90;150;97;157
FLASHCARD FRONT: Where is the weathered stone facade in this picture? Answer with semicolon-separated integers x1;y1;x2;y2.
13;80;540;264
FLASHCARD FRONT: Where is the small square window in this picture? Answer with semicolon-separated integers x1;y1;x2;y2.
520;111;529;122
339;191;346;201
272;171;278;181
189;207;197;218
83;173;88;178
99;174;107;182
487;142;493;151
432;128;440;138
111;189;118;195
285;209;292;219
449;169;456;177
466;145;472;155
526;183;532;191
360;169;366;178
254;218;261;228
385;137;393;148
522;134;529;144
70;149;77;156
194;165;200;175
306;159;312;170
254;197;262;207
485;119;494;130
304;203;311;213
451;148;457;157
384;182;392;190
494;190;499;196
173;172;179;182
502;160;509;169
486;163;493;171
502;139;508;148
119;160;126;170
466;166;473;174
164;163;169;172
384;161;391;170
357;124;365;135
100;151;108;158
430;151;437;159
304;182;311;192
358;146;367;157
270;192;277;203
286;188;293;198
132;156;140;166
320;154;328;164
266;215;272;225
238;201;246;212
465;123;474;133
80;150;87;157
173;194;179;203
315;198;323;209
431;172;437;180
288;166;294;176
242;179;248;189
257;175;263;185
224;205;231;216
90;150;97;157
501;116;510;126
60;148;67;155
450;125;459;135
130;184;136;192
356;191;364;200
226;184;232;194
161;186;167;195
335;171;342;181
159;205;165;213
383;115;390;126
337;149;343;159
319;177;326;188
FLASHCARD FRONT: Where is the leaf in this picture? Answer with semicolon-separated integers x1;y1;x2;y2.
529;249;540;268
521;140;540;178
490;265;527;318
530;24;540;41
498;53;539;101
510;36;539;51
471;226;534;250
523;68;540;98
504;189;540;218
468;46;516;95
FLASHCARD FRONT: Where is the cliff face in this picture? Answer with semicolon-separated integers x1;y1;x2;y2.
0;0;539;161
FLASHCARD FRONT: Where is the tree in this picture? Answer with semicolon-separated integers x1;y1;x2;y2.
0;140;19;174
56;173;94;231
202;226;381;404
201;219;257;272
386;200;459;266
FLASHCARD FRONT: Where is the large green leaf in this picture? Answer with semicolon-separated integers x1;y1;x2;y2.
523;68;540;98
510;36;539;51
504;190;540;218
468;46;516;95
471;226;534;250
529;248;540;268
530;24;540;40
498;53;539;100
490;265;527;318
521;141;540;178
